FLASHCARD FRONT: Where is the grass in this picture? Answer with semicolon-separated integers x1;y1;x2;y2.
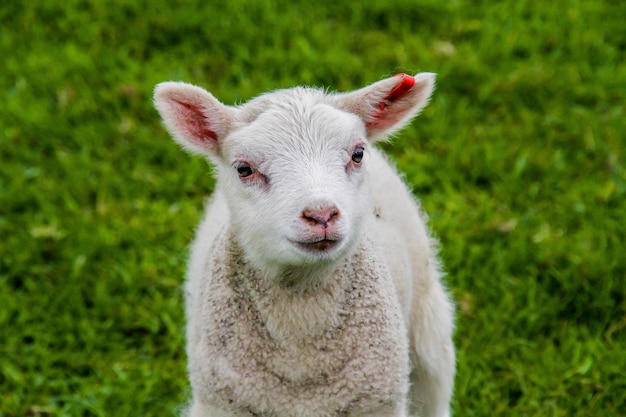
1;0;624;416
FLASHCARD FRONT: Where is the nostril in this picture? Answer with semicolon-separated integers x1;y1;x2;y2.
302;207;340;227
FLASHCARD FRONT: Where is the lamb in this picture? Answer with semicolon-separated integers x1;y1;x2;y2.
153;72;455;417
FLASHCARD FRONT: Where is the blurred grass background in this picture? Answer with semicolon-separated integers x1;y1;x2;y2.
1;0;624;416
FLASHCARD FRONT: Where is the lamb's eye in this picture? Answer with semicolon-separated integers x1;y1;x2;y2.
236;163;255;178
351;146;365;163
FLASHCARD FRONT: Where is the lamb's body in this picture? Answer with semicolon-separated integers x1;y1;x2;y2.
154;73;455;417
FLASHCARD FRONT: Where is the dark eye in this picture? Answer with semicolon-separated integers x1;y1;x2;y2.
236;163;255;178
351;146;365;163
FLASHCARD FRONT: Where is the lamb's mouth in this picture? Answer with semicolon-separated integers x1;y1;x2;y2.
294;238;341;253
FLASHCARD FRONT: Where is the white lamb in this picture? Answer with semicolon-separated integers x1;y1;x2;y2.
153;72;455;417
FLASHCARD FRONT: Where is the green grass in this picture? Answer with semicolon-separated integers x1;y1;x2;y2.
1;0;624;416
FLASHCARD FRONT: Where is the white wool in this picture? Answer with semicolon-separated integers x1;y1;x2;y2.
154;73;455;417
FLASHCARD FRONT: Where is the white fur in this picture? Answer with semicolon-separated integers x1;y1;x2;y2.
154;73;455;417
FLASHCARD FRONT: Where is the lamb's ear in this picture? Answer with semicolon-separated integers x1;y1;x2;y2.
153;82;236;156
333;72;435;140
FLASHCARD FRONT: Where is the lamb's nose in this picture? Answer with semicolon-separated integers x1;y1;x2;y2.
302;207;340;228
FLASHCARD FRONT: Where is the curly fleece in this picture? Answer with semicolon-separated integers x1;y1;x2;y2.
186;229;410;417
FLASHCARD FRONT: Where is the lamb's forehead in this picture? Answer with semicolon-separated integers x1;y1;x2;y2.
232;87;364;144
237;87;328;120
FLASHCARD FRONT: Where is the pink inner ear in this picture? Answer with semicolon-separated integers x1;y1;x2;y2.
379;74;415;110
366;74;417;131
174;99;218;142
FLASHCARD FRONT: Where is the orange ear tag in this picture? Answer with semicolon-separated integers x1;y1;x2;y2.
379;73;415;110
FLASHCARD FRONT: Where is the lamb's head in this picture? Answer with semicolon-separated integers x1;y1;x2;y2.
154;73;435;278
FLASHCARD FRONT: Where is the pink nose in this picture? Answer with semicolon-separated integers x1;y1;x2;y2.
302;207;340;228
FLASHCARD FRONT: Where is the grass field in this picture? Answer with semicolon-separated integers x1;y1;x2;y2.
1;0;625;416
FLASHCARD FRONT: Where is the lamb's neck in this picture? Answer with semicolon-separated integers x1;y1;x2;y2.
226;238;355;343
270;261;338;292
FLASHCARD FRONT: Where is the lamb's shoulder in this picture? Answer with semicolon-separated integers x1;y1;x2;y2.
185;188;230;304
364;147;439;321
191;232;409;416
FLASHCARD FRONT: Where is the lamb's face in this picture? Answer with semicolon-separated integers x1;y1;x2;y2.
154;73;435;276
220;97;370;268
